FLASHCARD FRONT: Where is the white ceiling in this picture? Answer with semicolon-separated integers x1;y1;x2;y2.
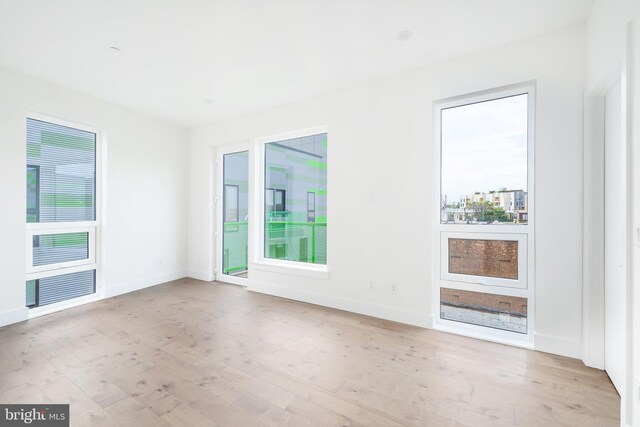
0;0;594;127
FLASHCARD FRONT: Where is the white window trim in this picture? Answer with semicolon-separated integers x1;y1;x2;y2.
432;83;536;347
252;125;329;277
25;112;104;313
28;291;100;318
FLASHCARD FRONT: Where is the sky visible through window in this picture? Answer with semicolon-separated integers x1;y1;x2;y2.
441;94;528;201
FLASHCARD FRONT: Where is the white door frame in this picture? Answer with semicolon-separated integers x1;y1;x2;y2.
582;22;632;426
215;142;251;286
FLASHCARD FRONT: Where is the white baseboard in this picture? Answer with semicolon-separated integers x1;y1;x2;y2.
186;270;214;282
248;281;431;328
0;306;29;328
534;333;582;359
105;270;187;298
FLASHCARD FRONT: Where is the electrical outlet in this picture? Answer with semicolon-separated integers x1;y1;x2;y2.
369;281;375;290
391;283;398;293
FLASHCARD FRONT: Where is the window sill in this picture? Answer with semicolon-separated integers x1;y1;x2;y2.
250;260;329;280
28;293;101;319
433;320;533;349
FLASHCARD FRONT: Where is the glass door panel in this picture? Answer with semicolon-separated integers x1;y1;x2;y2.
222;151;249;280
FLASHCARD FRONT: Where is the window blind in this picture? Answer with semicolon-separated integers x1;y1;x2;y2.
26;118;96;223
34;269;96;307
33;232;89;266
26;117;98;309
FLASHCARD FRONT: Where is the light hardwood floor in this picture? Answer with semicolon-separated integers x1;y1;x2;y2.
0;278;619;426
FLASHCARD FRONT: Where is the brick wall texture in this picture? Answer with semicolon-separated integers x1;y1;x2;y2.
441;288;527;317
448;238;518;280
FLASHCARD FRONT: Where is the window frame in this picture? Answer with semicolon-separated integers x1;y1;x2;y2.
253;126;329;277
433;84;535;347
25;112;103;316
26;227;96;274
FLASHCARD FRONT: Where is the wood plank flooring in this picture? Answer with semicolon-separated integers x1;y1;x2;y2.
0;278;620;426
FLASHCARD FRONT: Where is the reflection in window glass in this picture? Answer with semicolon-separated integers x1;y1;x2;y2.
440;288;527;334
223;151;249;276
307;192;316;223
264;133;327;265
441;94;528;224
224;184;239;222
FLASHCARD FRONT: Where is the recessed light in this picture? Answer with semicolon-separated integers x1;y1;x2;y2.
109;46;122;53
396;30;413;42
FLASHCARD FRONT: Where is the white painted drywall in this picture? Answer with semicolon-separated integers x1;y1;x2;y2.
187;26;586;358
0;67;188;326
587;2;640;425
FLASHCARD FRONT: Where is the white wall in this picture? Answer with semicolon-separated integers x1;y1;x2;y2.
587;2;640;425
188;26;586;358
0;67;188;326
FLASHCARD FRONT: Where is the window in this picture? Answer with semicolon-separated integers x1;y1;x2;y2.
263;132;327;265
449;238;518;279
265;188;286;214
441;93;528;225
440;288;527;334
274;189;286;212
440;232;527;289
435;85;534;342
33;232;89;267
307;192;316;223
25;117;98;309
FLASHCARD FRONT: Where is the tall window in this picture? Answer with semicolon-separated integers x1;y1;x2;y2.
25;118;98;309
263;132;327;265
436;86;534;340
